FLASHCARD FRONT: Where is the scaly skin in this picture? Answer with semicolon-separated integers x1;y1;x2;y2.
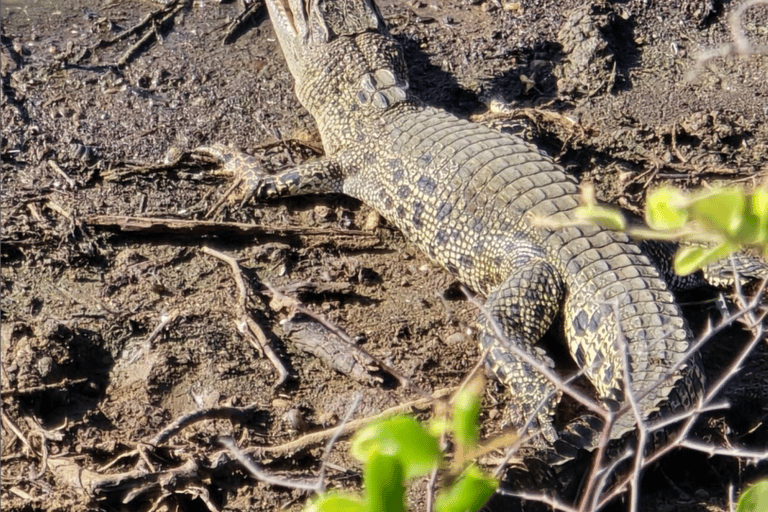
198;0;706;459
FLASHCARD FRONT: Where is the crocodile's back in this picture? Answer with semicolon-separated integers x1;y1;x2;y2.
338;103;703;439
341;106;580;293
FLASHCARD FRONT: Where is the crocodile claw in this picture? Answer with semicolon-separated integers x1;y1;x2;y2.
192;143;275;202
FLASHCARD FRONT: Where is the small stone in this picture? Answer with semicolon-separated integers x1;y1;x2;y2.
36;356;55;377
283;408;308;433
445;332;468;345
363;210;381;230
272;398;291;408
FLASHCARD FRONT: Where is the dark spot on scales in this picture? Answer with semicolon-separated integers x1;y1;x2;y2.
574;345;586;367
412;201;424;228
435;230;449;246
446;262;458;274
588;304;613;334
417;154;432;167
468;217;484;233
459;254;474;269
603;365;615;386
396;206;406;219
573;310;588;337
588;310;602;333
416;175;437;194
602;395;621;412
389;158;402;169
436;202;452;222
392;168;404;183
397;185;411;199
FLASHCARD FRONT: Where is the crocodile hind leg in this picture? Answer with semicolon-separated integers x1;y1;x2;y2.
480;255;565;444
194;143;344;200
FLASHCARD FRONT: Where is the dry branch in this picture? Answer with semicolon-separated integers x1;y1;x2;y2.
85;215;374;238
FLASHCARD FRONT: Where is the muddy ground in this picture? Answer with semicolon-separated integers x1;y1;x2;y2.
1;0;767;511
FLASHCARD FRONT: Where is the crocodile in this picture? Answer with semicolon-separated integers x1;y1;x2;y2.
199;0;709;467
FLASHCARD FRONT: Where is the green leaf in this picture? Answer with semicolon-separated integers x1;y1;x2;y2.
575;205;627;231
747;189;768;246
674;242;737;276
689;189;746;238
304;494;367;512
351;416;440;479
452;377;484;450
435;465;498;512
646;188;689;230
734;198;761;245
736;479;768;512
364;451;407;512
428;417;450;438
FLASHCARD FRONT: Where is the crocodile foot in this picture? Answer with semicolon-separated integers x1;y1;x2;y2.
193;143;344;202
193;143;280;202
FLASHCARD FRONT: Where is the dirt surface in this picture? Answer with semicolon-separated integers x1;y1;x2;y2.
2;0;767;511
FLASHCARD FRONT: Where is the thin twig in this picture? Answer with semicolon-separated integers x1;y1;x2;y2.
575;411;617;511
496;488;579;512
692;0;768;72
143;309;180;350
85;214;374;238
220;394;364;495
258;388;456;457
317;392;363;493
582;446;635;512
0;377;89;398
678;439;768;461
220;438;320;491
202;247;290;386
117;0;187;67
148;404;263;447
614;297;645;512
1;410;35;455
222;0;263;44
